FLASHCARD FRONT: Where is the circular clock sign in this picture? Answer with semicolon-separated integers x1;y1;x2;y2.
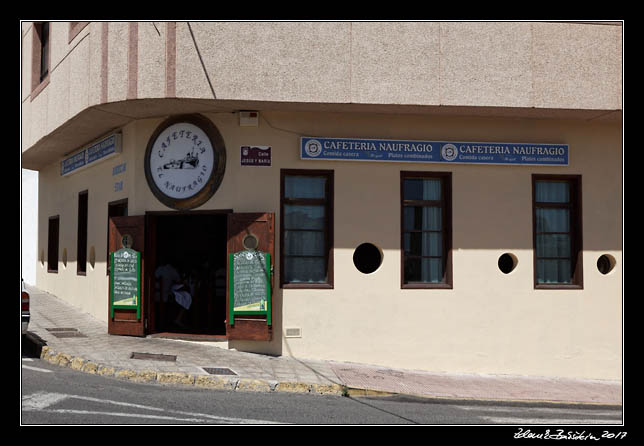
144;115;226;210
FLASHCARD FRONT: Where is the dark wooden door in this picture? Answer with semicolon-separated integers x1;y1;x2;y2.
108;216;146;336
226;213;274;341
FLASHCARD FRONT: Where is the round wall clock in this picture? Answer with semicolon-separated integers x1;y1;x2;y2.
144;114;226;210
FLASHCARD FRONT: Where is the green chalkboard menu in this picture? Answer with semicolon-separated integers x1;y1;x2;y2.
110;248;141;319
229;250;271;325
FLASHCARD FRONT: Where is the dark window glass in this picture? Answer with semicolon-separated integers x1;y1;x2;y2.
281;171;333;287
77;191;88;274
533;176;582;287
401;173;451;287
48;216;59;273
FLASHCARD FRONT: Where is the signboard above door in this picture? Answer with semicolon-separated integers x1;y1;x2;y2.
144;114;227;210
301;137;568;166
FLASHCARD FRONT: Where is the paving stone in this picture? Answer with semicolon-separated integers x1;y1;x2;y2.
25;286;623;405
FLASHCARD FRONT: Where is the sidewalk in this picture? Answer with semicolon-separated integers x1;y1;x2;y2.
23;286;622;406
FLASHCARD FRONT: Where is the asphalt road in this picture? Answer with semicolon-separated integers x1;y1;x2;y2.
21;351;624;427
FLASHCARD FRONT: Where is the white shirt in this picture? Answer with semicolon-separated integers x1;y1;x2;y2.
155;264;180;302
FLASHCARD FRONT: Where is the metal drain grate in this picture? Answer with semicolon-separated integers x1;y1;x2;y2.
202;367;237;376
130;352;177;362
46;328;87;338
51;331;87;338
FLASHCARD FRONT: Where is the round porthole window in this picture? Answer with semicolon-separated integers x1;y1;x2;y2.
498;253;518;274
353;243;382;274
597;254;616;275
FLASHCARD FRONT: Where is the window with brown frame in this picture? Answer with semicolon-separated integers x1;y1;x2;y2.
532;175;583;289
401;171;452;288
48;216;59;273
31;22;50;98
280;169;333;288
77;191;88;275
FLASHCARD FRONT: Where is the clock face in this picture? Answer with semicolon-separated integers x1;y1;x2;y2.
144;115;226;210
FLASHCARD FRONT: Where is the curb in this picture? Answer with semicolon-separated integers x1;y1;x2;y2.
32;344;622;407
343;390;624;408
38;346;348;397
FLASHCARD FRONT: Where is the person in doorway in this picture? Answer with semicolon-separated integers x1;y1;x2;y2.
170;273;193;330
187;268;202;329
155;260;181;331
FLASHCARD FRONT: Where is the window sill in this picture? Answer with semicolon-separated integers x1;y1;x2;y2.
402;283;452;289
281;283;334;290
534;284;584;290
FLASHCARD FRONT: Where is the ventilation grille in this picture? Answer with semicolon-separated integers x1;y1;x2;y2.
51;332;87;338
285;327;302;338
130;352;177;362
202;367;237;376
46;328;87;338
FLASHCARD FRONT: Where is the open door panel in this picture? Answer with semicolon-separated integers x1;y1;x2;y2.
108;216;146;336
226;213;274;341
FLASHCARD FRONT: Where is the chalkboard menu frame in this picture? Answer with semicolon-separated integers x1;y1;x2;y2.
228;251;272;326
110;248;142;320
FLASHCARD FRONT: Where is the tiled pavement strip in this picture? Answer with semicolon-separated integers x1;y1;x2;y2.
23;286;622;406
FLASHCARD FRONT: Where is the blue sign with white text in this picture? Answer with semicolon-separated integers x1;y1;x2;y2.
87;134;118;164
301;137;568;166
61;151;87;175
61;134;122;176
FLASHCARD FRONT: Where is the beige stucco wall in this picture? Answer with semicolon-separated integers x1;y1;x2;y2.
35;109;622;380
21;21;622;169
36;122;140;318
